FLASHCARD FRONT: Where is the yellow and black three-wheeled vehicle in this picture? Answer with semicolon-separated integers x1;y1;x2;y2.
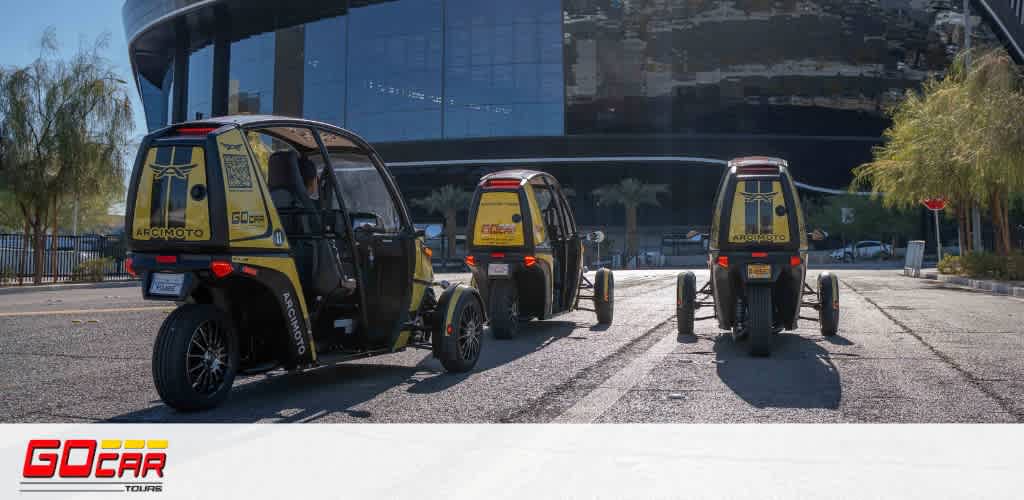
676;157;839;356
464;170;613;338
125;116;485;410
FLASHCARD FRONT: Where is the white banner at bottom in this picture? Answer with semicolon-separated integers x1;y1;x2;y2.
1;424;1021;499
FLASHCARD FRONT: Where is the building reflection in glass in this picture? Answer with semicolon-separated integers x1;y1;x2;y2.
229;32;275;115
186;45;213;120
563;0;995;136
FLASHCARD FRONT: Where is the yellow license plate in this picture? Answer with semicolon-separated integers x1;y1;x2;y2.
747;263;771;279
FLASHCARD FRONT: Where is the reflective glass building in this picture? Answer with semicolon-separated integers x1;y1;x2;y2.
125;0;1024;230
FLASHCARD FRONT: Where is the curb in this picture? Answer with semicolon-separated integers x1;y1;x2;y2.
919;271;1024;299
0;280;139;296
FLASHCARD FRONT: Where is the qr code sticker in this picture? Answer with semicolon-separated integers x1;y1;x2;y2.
223;154;253;190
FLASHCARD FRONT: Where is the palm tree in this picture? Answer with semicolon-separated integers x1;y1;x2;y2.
592;178;668;264
411;185;473;262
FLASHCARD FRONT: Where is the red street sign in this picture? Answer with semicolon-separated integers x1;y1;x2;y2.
921;198;947;211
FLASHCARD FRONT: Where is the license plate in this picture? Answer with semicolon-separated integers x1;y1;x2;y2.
747;263;771;279
149;273;184;296
488;263;509;277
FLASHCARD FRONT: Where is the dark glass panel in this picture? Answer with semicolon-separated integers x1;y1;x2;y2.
443;0;564;138
347;0;443;141
303;15;347;126
229;32;275;115
563;0;1000;136
186;45;213;120
139;63;173;131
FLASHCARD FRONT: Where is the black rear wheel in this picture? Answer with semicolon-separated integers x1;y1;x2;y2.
488;280;520;339
818;272;840;337
677;272;696;336
593;268;614;324
746;286;773;357
152;304;238;411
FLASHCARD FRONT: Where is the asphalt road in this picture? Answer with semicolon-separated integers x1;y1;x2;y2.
1;268;1022;423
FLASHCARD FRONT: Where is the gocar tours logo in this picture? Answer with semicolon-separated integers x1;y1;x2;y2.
21;439;167;494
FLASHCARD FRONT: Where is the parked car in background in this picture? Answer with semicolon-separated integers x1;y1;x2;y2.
831;241;893;262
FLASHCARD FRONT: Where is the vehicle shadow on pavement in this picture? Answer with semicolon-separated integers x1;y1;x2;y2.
713;333;841;410
406;320;577;394
105;321;578;423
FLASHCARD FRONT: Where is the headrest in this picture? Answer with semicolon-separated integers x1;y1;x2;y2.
267;150;303;192
299;157;318;186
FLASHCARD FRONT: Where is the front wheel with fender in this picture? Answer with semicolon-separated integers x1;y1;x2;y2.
593;268;614;324
746;286;773;357
434;286;485;372
818;272;839;337
677;271;696;335
152;304;239;411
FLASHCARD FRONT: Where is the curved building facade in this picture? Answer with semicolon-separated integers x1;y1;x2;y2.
125;0;1024;231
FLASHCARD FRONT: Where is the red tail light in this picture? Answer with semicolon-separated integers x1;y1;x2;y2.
241;265;259;276
524;255;537;267
485;179;521;189
155;255;177;264
751;252;767;258
490;252;505;259
790;255;803;267
464;255;476;267
210;260;233;278
716;256;729;268
125;257;136;278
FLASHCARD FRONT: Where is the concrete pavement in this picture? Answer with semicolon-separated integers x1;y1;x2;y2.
0;269;1021;423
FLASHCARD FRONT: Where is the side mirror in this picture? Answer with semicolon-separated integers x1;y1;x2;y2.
810;229;828;241
415;229;426;238
583;230;605;243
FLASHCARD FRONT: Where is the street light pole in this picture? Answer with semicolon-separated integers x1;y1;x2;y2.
963;0;983;252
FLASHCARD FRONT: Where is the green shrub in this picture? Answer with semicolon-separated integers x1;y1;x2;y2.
959;252;1008;279
0;267;15;284
71;258;113;282
937;255;962;275
1007;252;1024;281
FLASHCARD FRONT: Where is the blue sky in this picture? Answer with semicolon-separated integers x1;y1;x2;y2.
1;0;147;142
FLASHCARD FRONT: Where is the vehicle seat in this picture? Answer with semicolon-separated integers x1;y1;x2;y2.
267;151;354;304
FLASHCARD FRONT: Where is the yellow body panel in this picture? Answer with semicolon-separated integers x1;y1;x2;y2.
219;129;289;250
230;255;317;360
472;192;526;246
131;146;210;241
727;180;791;245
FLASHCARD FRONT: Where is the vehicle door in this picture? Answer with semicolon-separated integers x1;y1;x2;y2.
552;181;583;310
318;129;414;349
532;178;569;311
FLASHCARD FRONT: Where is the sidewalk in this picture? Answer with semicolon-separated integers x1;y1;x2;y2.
917;268;1024;299
0;279;138;296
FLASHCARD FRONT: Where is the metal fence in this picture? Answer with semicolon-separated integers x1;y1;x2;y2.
0;233;133;286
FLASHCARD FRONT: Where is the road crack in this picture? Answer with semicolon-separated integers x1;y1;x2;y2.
842;278;1024;422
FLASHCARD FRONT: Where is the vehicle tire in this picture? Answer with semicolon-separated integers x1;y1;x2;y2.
488;280;520;339
746;286;773;357
818;272;840;337
152;304;238;411
435;288;485;372
677;271;696;336
593;268;614;324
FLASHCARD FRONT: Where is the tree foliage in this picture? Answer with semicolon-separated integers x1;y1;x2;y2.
806;194;917;245
0;29;134;281
853;47;1024;255
592;178;668;261
411;184;473;261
